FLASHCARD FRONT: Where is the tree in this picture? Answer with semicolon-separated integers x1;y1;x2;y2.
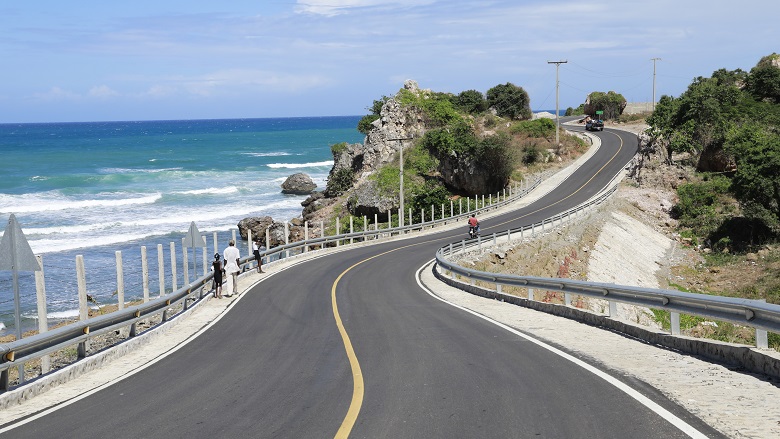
583;91;626;119
486;83;531;120
724;123;780;231
455;89;488;114
746;54;780;103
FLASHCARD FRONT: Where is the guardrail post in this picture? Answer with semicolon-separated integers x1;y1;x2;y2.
470;276;475;286
478;235;482;251
336;217;340;247
180;239;188;285
170;242;178;292
482;195;485;208
528;288;534;301
363;216;367;238
231;229;237;245
265;228;271;254
671;312;680;335
374;214;379;232
284;222;290;257
492;233;496;246
350;217;354;244
35;254;51;374
608;301;617;318
450;200;454;218
467;198;470;212
421;209;424;225
202;247;208;276
461;239;466;254
542;219;545;232
459;198;462;215
531;223;534;237
756;300;768;348
387;210;391;230
212;232;218;260
76;255;89;359
489;194;492;205
304;221;309;251
449;243;453;255
142;246;150;302
116;250;128;335
506;229;511;243
408;208;412;227
430;205;434;223
564;292;572;307
496;284;502;294
157;244;165;297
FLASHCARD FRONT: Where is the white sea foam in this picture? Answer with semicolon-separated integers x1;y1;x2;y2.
242;152;292;157
99;167;183;174
176;186;239;195
266;161;333;169
0;192;162;214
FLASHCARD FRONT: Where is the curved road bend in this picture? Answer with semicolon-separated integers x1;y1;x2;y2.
2;128;725;438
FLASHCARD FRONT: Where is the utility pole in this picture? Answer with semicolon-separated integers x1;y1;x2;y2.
548;60;567;145
389;137;413;227
651;57;661;112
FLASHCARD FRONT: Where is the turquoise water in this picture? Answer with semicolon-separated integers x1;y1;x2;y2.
0;116;364;334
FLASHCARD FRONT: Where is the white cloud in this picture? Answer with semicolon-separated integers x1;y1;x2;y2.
295;0;435;16
88;85;119;98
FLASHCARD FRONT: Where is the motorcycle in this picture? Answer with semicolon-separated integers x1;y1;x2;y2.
468;225;479;239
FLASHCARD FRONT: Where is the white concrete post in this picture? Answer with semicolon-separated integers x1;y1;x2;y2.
231;229;237;245
565;293;572;307
408;208;412;226
284;222;290;257
489;194;492;205
157;244;165;297
304;221;309;252
482;194;485;208
441;204;444;221
467;198;470;212
363;216;367;236
336;217;341;247
421;209;425;224
374;214;378;231
387;210;391;229
609;301;617;318
35;254;50;373
430;205;434;222
202;247;208;276
450;200;454;218
671;313;681;335
169;242;177;292
497;284;502;295
213;232;218;258
247;230;253;269
181;238;188;285
350;217;354;244
141;246;150;301
76;255;89;358
528;288;534;301
266;228;271;253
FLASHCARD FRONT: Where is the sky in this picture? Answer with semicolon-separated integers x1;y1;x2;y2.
0;0;777;123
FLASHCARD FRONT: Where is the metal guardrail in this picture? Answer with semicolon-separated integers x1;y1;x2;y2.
0;178;543;391
434;185;780;342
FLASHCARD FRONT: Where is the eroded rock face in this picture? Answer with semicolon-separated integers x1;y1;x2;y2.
346;179;398;218
238;216;274;241
698;145;737;173
281;172;317;195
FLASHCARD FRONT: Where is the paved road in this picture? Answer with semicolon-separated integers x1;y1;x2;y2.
2;127;725;438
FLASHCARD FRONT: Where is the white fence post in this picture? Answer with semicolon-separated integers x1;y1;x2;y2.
304;221;309;252
157;244;165;297
76;255;89;358
142;246;150;300
527;287;534;301
336;217;340;247
35;254;50;373
169;242;177;292
350;217;354;244
671;312;681;335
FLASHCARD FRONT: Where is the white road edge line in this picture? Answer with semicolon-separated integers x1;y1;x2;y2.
414;259;708;439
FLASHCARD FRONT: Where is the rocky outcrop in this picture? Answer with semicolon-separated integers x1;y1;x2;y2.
697;145;737;173
238;216;312;248
329;80;427;181
281;172;317;195
346;180;398;218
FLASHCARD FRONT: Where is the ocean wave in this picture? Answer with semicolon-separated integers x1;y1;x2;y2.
176;186;240;196
242;152;292;157
0;192;162;214
98;167;183;174
266;161;333;169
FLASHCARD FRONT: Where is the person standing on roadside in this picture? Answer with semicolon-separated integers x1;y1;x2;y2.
253;238;265;273
223;240;241;296
211;253;224;299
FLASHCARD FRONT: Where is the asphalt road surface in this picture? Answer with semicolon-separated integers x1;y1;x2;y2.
2;127;725;438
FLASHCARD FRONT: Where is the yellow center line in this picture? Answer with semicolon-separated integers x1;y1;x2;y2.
332;130;627;437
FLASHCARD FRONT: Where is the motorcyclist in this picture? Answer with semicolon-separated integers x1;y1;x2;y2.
468;214;480;237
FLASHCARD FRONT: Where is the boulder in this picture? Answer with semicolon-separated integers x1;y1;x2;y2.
237;216;274;241
281;173;317;195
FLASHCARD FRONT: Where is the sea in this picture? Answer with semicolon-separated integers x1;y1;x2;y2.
0;116;364;336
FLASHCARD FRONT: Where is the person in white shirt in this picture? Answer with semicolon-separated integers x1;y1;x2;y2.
223;240;241;296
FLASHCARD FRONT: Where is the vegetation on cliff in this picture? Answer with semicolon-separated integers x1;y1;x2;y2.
647;54;780;251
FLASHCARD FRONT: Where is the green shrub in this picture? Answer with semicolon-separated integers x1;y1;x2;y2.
357;115;379;134
521;143;541;165
405;143;439;175
331;142;348;155
486;82;531;120
327;168;354;196
671;174;732;236
510;118;556;138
